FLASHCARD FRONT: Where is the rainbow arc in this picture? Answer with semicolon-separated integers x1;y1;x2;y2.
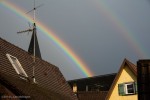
1;1;94;77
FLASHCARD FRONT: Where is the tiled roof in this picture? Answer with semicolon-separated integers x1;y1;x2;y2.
0;37;77;100
68;73;116;91
125;59;137;76
77;91;107;100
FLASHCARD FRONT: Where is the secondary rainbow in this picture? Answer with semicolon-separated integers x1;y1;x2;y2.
1;1;94;77
91;1;147;58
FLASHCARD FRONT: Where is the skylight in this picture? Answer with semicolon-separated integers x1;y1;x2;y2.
6;54;28;78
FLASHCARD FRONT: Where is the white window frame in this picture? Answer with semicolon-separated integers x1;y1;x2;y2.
6;54;28;77
124;82;135;95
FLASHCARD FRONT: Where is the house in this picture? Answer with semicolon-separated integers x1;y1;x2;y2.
0;37;78;100
137;60;150;100
106;59;137;100
68;73;116;100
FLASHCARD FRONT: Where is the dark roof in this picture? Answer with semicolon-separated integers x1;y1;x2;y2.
77;91;107;100
68;73;116;82
68;73;116;91
0;37;77;100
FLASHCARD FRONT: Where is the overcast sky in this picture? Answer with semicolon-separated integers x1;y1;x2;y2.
0;0;150;80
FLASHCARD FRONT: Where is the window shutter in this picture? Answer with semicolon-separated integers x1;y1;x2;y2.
134;82;138;94
118;83;125;96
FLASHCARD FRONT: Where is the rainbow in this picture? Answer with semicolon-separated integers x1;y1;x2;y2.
0;1;94;77
90;1;147;59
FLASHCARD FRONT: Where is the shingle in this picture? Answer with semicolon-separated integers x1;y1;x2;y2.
77;91;107;100
0;37;78;100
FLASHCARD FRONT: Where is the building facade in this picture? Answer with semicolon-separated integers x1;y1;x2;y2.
106;59;137;100
68;73;116;100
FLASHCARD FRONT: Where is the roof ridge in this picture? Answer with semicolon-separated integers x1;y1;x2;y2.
67;73;116;81
124;58;137;76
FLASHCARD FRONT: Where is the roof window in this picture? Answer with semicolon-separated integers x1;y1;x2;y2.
6;54;28;78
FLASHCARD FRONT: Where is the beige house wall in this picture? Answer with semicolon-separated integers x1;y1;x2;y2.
108;65;137;100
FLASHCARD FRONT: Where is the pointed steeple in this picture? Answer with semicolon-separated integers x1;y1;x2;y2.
28;23;42;59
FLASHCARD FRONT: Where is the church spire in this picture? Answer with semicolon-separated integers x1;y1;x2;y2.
17;22;42;59
28;23;41;58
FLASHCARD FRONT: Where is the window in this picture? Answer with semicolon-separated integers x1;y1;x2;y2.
125;83;135;94
118;82;137;96
73;83;77;93
6;54;28;78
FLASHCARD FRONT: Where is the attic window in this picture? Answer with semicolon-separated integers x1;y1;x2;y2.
6;54;28;78
118;82;137;96
125;83;135;94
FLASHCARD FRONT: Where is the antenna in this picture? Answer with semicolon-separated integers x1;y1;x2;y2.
26;0;44;23
17;0;43;34
17;22;33;35
17;0;43;83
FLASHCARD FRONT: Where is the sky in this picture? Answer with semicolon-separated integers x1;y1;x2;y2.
0;0;150;80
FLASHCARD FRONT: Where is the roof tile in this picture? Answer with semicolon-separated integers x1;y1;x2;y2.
0;37;77;100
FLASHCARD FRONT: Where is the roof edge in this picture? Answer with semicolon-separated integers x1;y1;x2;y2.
67;73;116;82
105;58;136;100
